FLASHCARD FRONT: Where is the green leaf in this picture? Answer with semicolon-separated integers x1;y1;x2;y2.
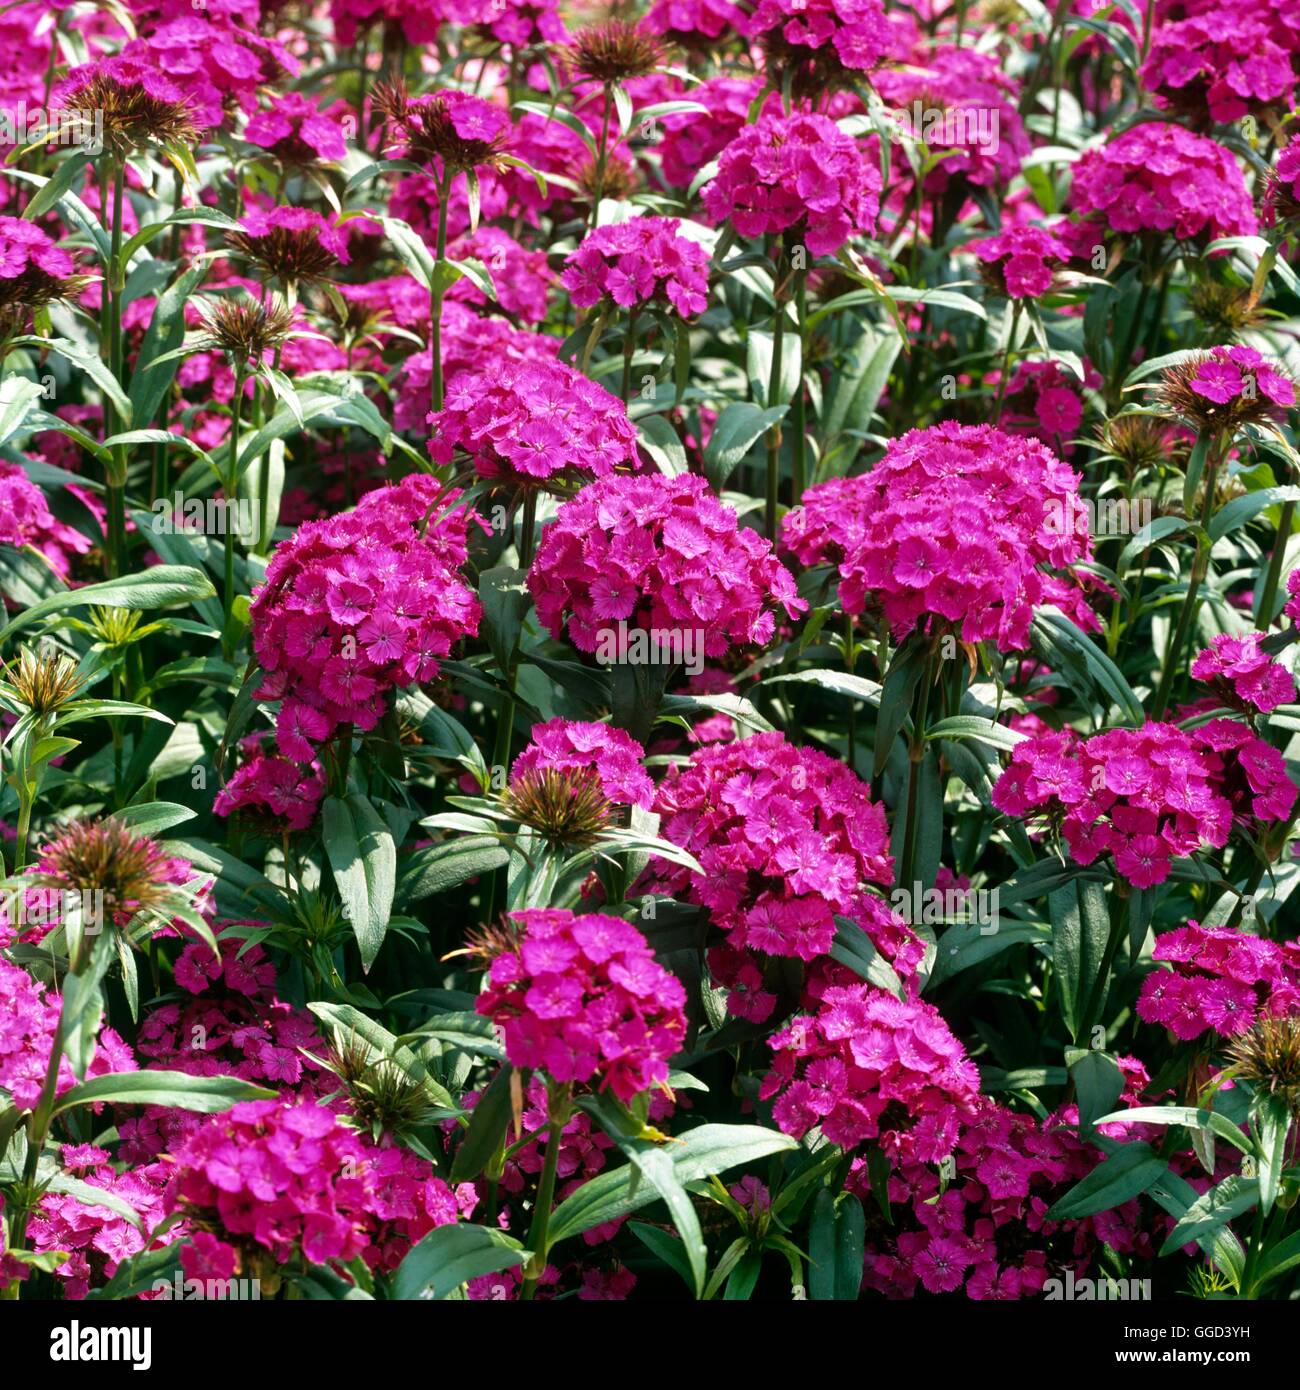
829;917;904;999
1257;1094;1290;1217
702;401;787;491
450;1065;514;1183
1049;877;1111;1041
638;414;689;477
873;636;927;777
0;565;215;643
762;669;882;704
1090;1106;1253;1156
1209;486;1300;544
808;1190;865;1301
546;1124;797;1247
478;566;530;674
1032;610;1144;724
630;1222;696;1292
129;262;209;426
925;714;1024;752
1046;1142;1170;1221
1248;1228;1300;1294
1159;1175;1258;1256
391;1224;525;1301
396;836;508;907
53;1070;273;1116
322;794;396;973
1068;1049;1124;1132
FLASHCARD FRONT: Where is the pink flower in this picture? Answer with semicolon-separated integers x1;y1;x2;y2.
561;217;710;319
1068;123;1257;244
703;109;881;256
249;476;481;756
477;910;687;1102
426;357;637;483
528;474;805;661
834;422;1096;651
1191;631;1296;713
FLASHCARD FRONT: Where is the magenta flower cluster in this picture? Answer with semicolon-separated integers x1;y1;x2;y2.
854;1071;1156;1298
703;110;881;257
475;908;687;1103
779;474;873;571
749;0;892;73
214;738;325;832
250;475;481;759
1137;923;1300;1040
972;226;1072;299
1191;632;1295;713
427;357;638;483
245;91;349;163
1068;123;1257;243
0;958;135;1112
0;215;77;283
528;473;805;659
30;1151;170;1299
1184;344;1296;410
831;422;1095;651
0;461;95;582
638;732;916;969
760;982;981;1157
166;1099;474;1269
561;217;710;319
510;718;654;810
1140;11;1295;124
993;721;1295;888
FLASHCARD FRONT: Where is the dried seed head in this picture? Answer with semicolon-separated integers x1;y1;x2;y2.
227;226;343;286
565;21;666;83
1225;1015;1300;1115
1095;414;1181;476
58;71;198;159
35;818;175;923
324;1033;438;1140
503;766;614;847
1186;280;1268;339
2;646;85;714
194;294;297;367
373;80;510;174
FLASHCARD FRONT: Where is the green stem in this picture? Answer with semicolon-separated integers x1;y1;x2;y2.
518;488;538;571
430;172;451;415
223;365;247;660
897;651;935;892
590;83;612;228
791;269;807;506
1256;500;1294;630
104;159;128;579
764;263;787;542
991;302;1021;426
255;341;285;556
1152;443;1222;718
521;1084;571;1300
621;310;638;403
